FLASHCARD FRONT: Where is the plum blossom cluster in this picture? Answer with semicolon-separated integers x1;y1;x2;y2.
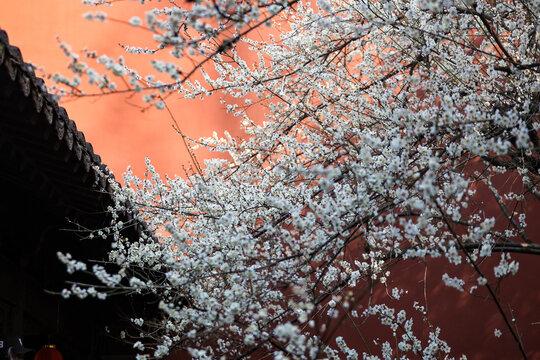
361;303;457;359
51;0;300;107
57;0;540;358
57;251;87;274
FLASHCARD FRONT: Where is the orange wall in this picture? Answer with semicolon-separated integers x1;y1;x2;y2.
0;0;241;177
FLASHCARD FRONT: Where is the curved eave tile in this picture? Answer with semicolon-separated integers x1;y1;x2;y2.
0;29;114;195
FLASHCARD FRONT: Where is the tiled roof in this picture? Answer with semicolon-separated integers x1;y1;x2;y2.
0;29;115;225
0;29;148;357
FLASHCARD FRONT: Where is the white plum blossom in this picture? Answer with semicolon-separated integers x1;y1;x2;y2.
129;16;142;26
442;273;465;292
493;253;520;278
57;251;87;274
54;0;540;358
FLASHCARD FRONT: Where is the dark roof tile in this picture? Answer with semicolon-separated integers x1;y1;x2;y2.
0;28;111;220
0;28;148;240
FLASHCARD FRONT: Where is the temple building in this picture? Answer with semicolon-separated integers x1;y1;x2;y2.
0;29;141;359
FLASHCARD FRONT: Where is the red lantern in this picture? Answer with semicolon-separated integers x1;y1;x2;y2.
34;345;63;360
